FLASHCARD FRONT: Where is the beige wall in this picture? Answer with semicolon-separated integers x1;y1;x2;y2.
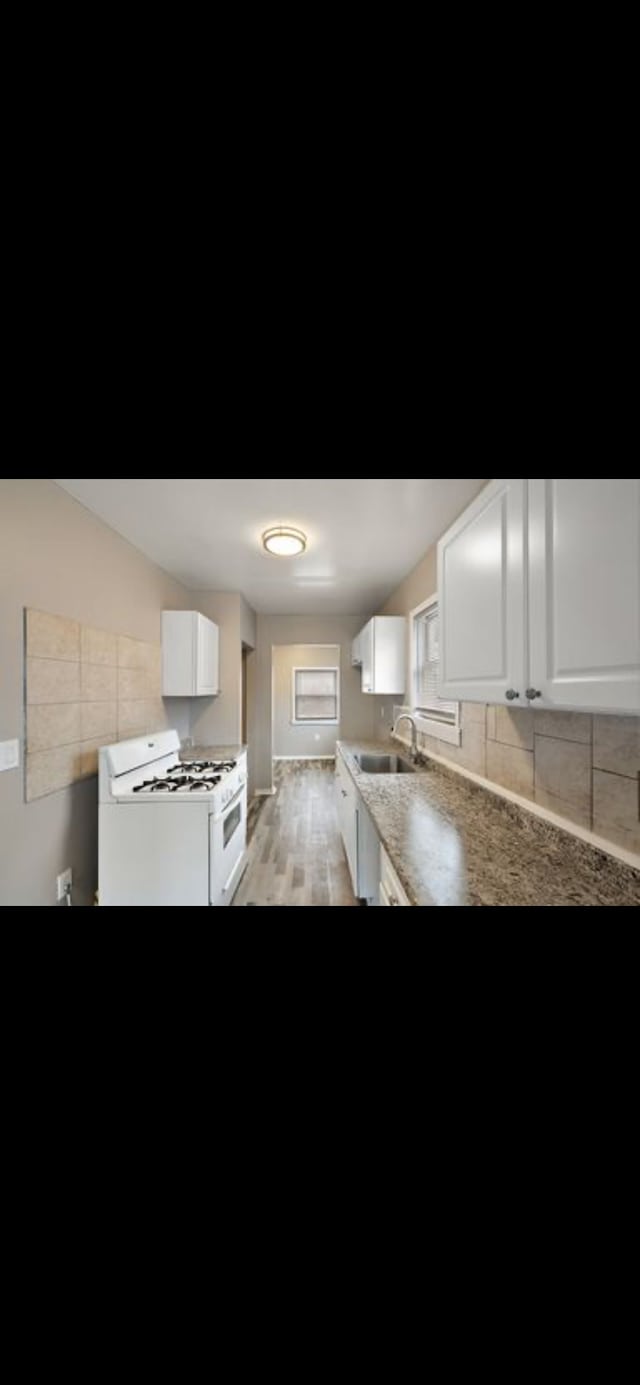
379;545;438;619
376;530;640;860
0;479;192;906
253;615;377;791
273;645;341;758
241;596;257;650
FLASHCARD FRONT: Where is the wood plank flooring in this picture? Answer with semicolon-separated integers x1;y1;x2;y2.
233;761;359;907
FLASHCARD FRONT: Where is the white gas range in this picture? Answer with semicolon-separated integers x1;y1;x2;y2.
99;730;247;907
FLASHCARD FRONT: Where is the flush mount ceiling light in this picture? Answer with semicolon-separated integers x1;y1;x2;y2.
262;526;307;557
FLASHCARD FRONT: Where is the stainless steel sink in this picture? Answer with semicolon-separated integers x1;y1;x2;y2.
355;753;416;775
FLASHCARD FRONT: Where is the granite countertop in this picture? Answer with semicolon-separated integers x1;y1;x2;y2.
179;745;247;762
337;740;640;907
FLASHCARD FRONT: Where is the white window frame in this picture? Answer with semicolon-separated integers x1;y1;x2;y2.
291;666;340;726
402;595;461;747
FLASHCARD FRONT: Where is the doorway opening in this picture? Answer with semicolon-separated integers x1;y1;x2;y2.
271;644;341;775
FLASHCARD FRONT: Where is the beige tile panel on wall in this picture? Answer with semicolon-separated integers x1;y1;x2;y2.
27;703;82;753
25;608;165;802
593;716;640;778
534;735;592;828
416;702;640;857
493;706;535;752
118;700;168;738
118;667;158;701
486;739;535;798
27;609;80;662
593;770;640;854
118;635;161;674
81;625;118;667
81;664;117;702
27;657;81;704
81;702;117;742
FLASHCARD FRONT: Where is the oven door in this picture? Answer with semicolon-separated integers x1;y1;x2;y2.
209;785;247;906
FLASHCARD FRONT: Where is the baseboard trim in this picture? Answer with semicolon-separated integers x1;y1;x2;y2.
254;788;277;798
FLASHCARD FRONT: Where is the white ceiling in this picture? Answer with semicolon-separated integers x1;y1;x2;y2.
54;478;489;615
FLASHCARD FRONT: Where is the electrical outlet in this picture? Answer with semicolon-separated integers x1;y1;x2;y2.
380;707;386;720
57;868;72;902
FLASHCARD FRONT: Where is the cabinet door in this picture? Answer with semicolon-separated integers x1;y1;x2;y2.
529;478;640;713
357;800;381;902
163;612;192;696
360;621;374;694
335;758;358;894
371;617;405;695
196;614;219;696
438;478;526;703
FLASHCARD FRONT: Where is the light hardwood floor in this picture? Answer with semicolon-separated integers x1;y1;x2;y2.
233;761;359;907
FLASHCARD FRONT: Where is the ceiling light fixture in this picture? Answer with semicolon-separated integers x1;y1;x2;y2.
262;526;307;557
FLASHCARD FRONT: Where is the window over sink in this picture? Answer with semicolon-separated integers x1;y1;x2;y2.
398;596;461;747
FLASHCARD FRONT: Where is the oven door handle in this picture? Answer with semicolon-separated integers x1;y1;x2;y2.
222;850;246;897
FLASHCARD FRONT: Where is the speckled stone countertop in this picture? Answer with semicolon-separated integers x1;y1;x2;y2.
337;740;640;907
179;745;247;762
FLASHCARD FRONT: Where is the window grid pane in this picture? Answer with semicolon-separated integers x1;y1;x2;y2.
294;668;339;723
296;669;336;698
414;608;457;722
295;696;338;721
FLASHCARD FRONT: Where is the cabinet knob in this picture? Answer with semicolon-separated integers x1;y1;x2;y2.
505;689;520;701
341;789;348;798
526;688;542;701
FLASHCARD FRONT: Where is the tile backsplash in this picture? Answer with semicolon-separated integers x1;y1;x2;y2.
386;702;640;857
25;608;169;801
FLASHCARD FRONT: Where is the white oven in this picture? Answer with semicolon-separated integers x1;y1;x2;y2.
99;731;248;907
210;783;248;906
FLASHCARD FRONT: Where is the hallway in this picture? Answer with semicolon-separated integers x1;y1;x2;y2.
233;762;358;906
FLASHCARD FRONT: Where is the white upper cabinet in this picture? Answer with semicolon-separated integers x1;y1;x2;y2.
162;611;220;697
438;479;640;715
528;478;640;713
355;616;405;695
438;479;526;704
360;620;374;690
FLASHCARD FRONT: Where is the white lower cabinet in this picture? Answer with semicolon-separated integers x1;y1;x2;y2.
336;755;358;894
357;801;381;903
438;478;640;715
335;752;389;904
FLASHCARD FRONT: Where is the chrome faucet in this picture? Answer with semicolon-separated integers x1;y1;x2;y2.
392;713;419;762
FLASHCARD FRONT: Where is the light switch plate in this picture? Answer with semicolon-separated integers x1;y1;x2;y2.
0;740;20;772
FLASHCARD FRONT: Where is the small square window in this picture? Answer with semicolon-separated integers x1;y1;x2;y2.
292;667;340;724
